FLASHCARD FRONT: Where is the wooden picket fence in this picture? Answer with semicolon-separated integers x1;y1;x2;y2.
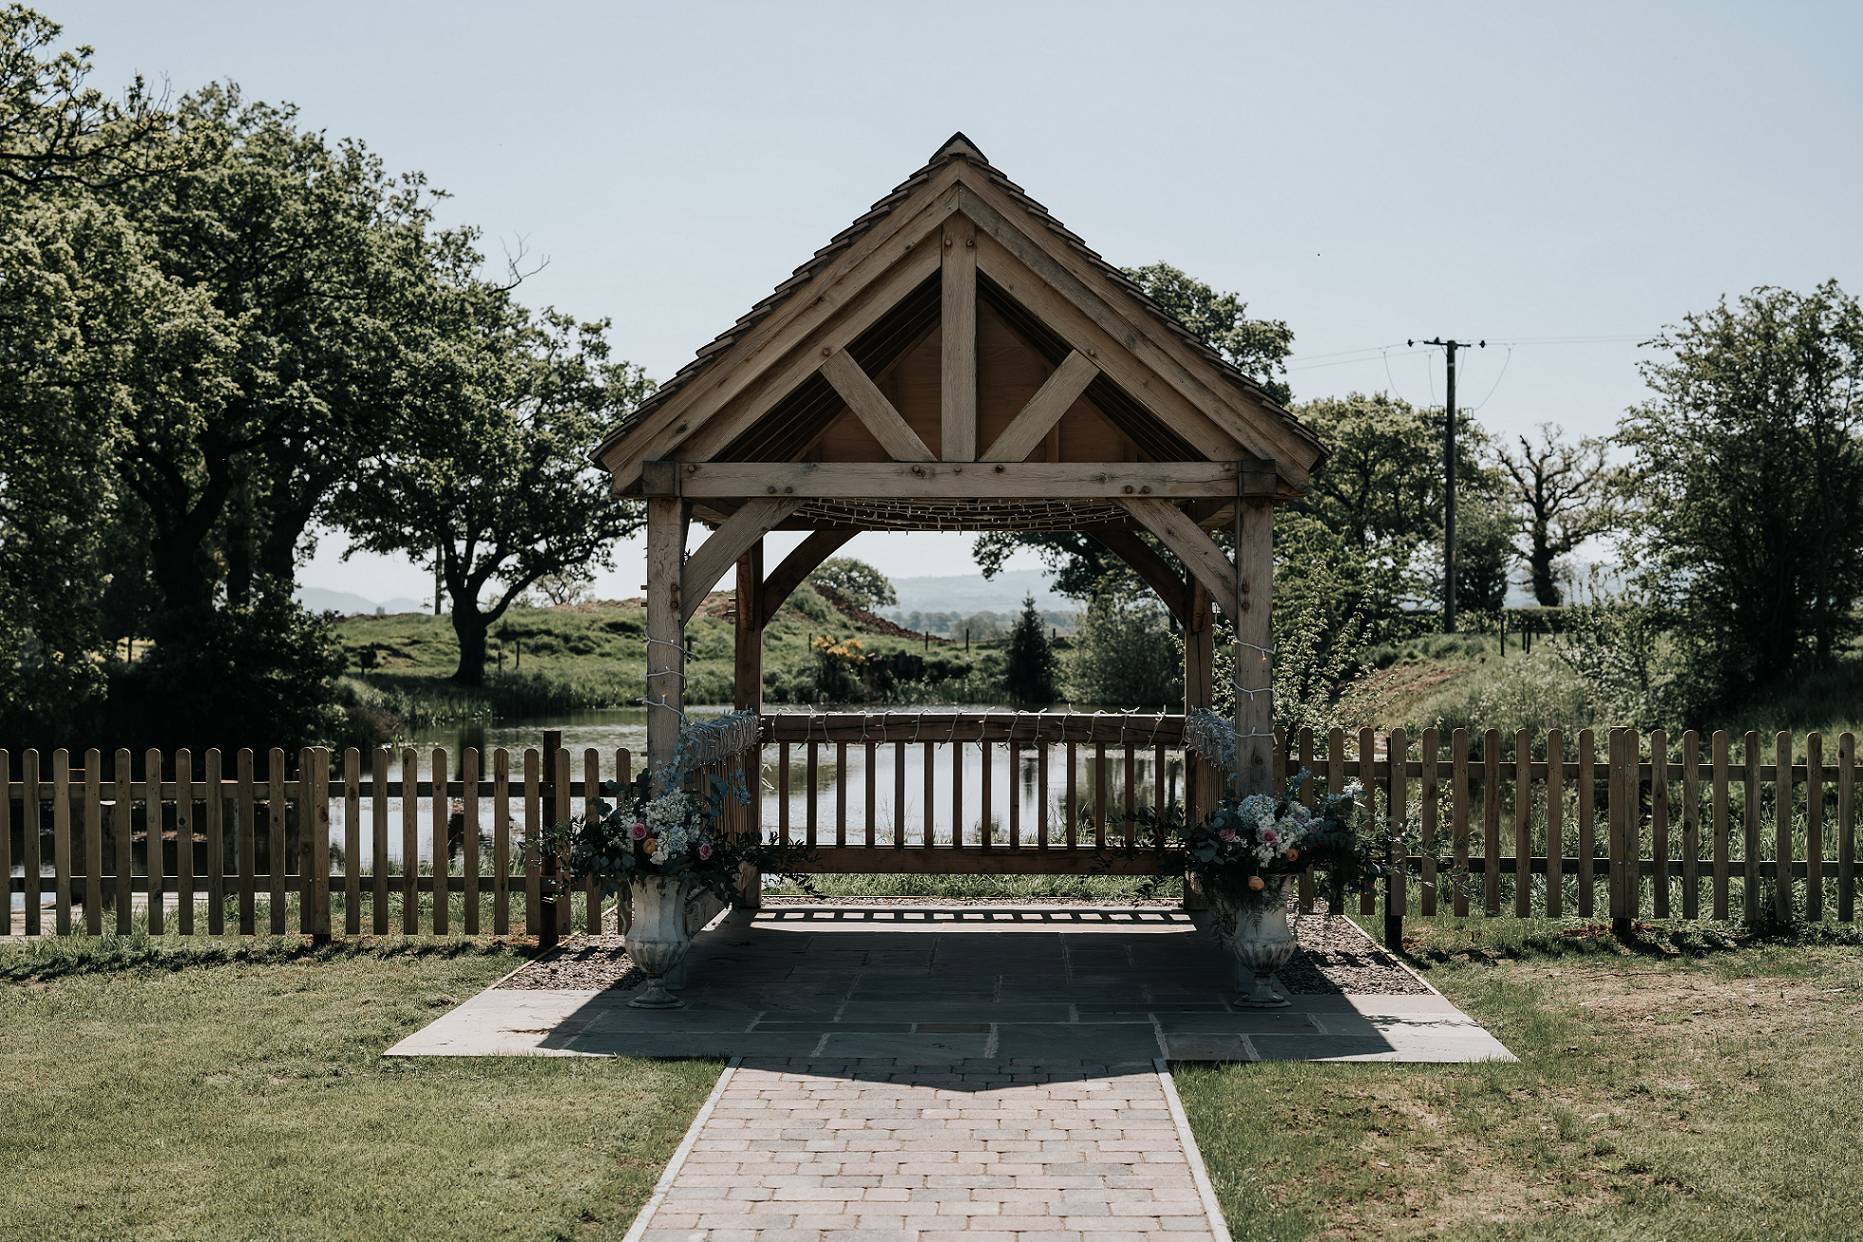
0;739;756;940
1305;726;1861;940
4;721;1857;940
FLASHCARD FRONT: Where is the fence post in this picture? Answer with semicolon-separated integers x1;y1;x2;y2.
312;747;332;945
538;729;560;951
1607;728;1625;936
1385;728;1406;951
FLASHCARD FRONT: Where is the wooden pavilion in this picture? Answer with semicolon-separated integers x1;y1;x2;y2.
596;134;1323;881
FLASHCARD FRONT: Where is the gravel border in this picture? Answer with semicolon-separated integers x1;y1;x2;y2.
495;935;640;991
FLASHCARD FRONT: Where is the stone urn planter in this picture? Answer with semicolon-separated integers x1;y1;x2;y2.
624;875;693;1009
1213;877;1298;1008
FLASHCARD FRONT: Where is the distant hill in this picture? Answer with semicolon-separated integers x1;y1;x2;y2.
884;568;1069;617
297;585;430;616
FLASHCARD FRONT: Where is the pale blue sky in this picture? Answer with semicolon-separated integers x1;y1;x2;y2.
77;0;1863;601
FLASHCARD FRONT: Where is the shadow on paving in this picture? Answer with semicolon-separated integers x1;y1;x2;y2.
386;905;1515;1069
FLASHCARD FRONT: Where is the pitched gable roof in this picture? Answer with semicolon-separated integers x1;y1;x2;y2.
599;133;1320;487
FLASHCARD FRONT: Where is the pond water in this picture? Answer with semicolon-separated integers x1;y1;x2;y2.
9;706;1186;904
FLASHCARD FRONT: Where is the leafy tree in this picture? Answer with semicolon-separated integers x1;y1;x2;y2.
0;9;179;740
1121;262;1294;403
1617;282;1863;708
1294;392;1497;613
114;583;347;751
0;4;163;192
1065;588;1181;707
340;276;654;685
1453;493;1515;615
108;84;447;622
807;557;897;612
1495;424;1615;605
1002;594;1058;705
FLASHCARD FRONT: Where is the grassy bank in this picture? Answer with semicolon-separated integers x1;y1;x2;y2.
335;590;999;727
1340;631;1863;740
0;938;717;1240
1179;926;1863;1241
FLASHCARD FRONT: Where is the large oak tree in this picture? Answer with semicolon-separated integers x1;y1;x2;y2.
341;273;654;684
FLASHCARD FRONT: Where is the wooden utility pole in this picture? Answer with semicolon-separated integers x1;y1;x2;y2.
1409;337;1484;633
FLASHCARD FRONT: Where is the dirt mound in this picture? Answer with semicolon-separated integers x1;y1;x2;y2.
816;586;948;644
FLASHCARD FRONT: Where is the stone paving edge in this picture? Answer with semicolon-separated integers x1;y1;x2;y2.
620;1055;740;1242
1154;1057;1232;1242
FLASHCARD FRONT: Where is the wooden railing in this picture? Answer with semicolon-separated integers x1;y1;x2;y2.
758;712;1191;873
0;745;640;939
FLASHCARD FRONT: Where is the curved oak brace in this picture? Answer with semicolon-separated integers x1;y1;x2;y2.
1092;529;1190;626
682;499;802;625
1120;497;1238;625
760;528;857;626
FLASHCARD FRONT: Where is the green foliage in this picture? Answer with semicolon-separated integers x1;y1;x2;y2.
1295;391;1501;614
1618;281;1863;712
1427;647;1592;737
806;557;897;612
339;279;653;684
1241;512;1382;734
1002;594;1059;705
112;586;347;752
1452;492;1515;614
1065;587;1181;707
1119;261;1294;403
1553;595;1690;726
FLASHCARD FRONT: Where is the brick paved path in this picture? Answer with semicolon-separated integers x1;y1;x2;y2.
628;1058;1227;1242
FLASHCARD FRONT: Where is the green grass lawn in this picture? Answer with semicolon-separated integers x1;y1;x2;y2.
1179;925;1863;1241
0;940;718;1241
335;590;998;726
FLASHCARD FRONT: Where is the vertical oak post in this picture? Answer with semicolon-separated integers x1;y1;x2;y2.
940;216;977;462
644;464;686;788
734;540;764;910
1182;580;1214;909
1233;469;1275;797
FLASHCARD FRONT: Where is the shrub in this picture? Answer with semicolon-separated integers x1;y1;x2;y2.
1065;590;1180;707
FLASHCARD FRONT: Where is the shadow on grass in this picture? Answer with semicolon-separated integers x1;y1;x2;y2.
1396;911;1863;969
0;933;539;984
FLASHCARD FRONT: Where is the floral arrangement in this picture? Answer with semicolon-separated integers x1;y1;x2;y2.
560;765;801;907
1145;769;1401;903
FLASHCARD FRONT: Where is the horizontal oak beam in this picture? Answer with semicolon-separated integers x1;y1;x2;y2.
679;461;1243;500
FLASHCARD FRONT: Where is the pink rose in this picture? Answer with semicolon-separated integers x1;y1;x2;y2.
698;843;713;860
1262;828;1278;845
629;822;647;840
1219;828;1237;842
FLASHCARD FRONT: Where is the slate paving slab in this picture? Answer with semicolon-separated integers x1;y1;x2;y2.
386;903;1513;1064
